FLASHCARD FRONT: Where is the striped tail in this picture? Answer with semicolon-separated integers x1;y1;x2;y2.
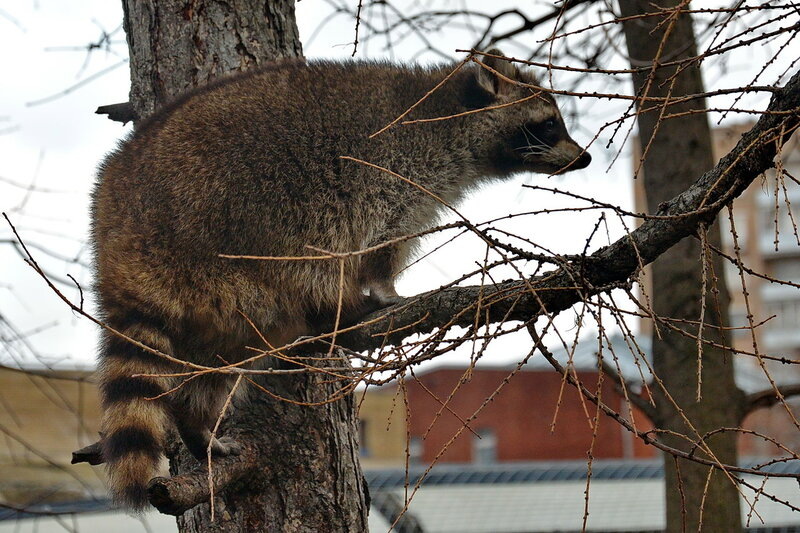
98;320;174;511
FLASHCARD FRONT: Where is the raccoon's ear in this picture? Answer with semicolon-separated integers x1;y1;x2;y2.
476;48;520;98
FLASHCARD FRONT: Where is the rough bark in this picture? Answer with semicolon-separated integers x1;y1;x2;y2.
618;1;743;531
122;0;302;120
168;366;369;532
119;2;368;531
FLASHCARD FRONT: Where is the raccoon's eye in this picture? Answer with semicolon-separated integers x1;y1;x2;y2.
544;118;556;130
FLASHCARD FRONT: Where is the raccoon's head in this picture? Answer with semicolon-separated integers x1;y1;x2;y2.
464;49;591;176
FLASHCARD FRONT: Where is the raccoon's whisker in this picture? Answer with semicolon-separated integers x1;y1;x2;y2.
520;125;542;149
523;144;548;152
520;124;534;146
514;145;546;154
520;146;548;156
522;125;550;148
517;128;548;156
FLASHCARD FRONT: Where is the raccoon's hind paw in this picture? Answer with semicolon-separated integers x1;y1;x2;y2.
210;436;242;457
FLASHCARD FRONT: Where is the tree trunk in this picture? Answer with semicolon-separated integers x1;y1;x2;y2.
123;0;302;119
618;1;745;531
170;368;369;533
119;2;369;531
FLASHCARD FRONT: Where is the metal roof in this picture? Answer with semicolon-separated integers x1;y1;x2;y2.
365;459;800;490
375;478;800;533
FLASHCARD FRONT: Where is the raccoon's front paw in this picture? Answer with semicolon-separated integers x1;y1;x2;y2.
360;293;403;316
210;436;242;457
367;279;403;308
372;293;403;306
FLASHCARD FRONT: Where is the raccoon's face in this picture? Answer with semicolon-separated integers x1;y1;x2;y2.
497;99;592;175
468;50;591;176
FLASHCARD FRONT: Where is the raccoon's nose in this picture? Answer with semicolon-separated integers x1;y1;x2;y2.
575;151;592;169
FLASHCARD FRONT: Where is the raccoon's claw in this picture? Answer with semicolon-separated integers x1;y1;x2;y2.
371;293;403;306
359;292;403;316
210;436;242;457
367;284;403;308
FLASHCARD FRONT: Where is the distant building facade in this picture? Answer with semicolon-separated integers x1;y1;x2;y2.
713;125;800;357
634;124;800;350
358;335;659;467
402;367;655;464
634;123;800;456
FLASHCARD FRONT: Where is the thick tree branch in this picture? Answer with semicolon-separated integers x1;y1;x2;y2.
147;441;260;516
338;69;800;353
69;432;260;513
71;441;104;465
743;383;800;417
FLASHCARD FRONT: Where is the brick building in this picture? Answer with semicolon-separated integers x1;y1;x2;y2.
403;366;655;464
358;335;658;467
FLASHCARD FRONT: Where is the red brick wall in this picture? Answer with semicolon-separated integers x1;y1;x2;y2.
740;401;800;458
406;368;656;463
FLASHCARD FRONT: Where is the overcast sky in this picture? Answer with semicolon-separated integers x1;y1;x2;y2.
0;1;788;369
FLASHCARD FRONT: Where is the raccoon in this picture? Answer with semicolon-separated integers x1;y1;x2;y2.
91;49;591;509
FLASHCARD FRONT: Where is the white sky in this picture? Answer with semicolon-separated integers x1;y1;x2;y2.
0;1;791;369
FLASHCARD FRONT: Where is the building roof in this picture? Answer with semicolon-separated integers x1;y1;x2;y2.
365;459;800;489
365;460;800;533
4;460;798;532
376;478;800;533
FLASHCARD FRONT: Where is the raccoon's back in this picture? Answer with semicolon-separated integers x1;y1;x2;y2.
94;61;435;255
91;62;419;320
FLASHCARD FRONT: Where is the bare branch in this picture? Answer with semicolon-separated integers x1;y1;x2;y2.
530;327;800;479
598;356;655;418
482;0;596;48
147;442;259;516
338;69;800;352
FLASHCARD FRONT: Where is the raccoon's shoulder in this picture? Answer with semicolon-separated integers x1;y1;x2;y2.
131;58;308;140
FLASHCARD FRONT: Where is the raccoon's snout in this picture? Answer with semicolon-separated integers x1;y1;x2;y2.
574;151;592;169
550;140;591;173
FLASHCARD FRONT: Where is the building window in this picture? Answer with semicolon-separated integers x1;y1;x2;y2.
765;300;800;331
472;428;497;464
729;310;749;339
771;258;800;283
759;195;800;251
409;436;423;464
359;420;370;457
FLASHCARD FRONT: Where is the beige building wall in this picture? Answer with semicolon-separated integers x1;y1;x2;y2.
633;124;800;456
0;366;104;503
355;385;407;467
635;123;800;357
0;367;100;465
